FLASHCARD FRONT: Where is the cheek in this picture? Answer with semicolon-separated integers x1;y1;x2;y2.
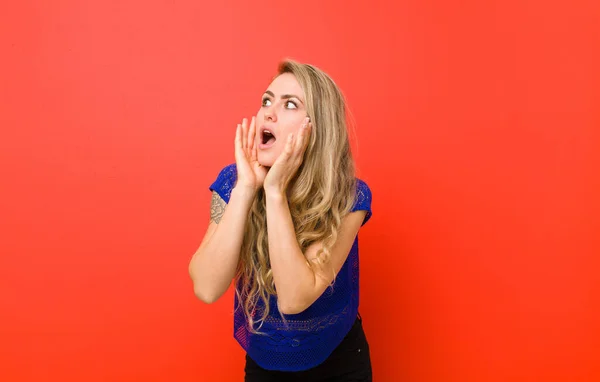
278;117;304;140
280;125;301;141
257;146;281;166
256;108;264;121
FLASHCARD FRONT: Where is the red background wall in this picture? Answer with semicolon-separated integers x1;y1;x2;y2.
1;0;599;381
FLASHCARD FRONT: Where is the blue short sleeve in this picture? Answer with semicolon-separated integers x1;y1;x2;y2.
351;179;372;226
209;164;238;204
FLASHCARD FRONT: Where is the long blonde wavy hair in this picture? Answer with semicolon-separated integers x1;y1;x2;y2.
235;59;357;333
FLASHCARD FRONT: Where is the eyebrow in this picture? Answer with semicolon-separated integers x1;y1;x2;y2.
263;90;304;105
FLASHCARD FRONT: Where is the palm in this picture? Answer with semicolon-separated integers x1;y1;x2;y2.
235;117;266;191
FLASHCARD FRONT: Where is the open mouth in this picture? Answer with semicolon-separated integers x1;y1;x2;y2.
261;129;277;146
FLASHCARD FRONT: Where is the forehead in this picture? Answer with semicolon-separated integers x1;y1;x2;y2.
267;73;304;98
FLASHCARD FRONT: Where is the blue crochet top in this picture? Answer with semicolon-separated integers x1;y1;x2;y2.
209;164;372;372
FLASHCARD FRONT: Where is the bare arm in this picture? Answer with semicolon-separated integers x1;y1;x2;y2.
188;187;255;303
189;117;266;304
260;118;369;314
265;191;366;315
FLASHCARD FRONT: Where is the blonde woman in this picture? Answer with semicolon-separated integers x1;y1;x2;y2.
189;60;373;381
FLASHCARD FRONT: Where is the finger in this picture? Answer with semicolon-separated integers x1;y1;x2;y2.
248;116;256;151
241;118;248;151
281;133;294;161
293;124;305;157
235;123;241;149
303;121;312;151
235;124;244;161
294;118;310;157
251;131;258;162
251;143;258;163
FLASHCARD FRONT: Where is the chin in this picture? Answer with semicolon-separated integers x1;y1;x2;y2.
257;152;276;168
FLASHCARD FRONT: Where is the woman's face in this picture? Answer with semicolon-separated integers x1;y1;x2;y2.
256;72;309;168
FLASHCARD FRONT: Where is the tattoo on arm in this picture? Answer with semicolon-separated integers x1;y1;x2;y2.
210;191;226;224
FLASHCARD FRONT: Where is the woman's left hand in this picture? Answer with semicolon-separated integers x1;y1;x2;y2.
264;117;312;196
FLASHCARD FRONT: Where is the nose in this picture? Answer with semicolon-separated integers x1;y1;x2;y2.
264;108;277;122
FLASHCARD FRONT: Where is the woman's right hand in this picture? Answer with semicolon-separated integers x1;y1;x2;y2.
235;116;267;193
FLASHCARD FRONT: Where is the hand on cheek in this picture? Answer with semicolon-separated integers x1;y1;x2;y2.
263;117;312;195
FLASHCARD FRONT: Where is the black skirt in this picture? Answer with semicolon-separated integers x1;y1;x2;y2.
244;314;372;382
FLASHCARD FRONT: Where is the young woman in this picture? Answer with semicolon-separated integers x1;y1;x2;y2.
189;60;373;381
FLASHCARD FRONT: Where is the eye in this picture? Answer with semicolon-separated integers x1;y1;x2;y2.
285;100;297;109
262;98;272;107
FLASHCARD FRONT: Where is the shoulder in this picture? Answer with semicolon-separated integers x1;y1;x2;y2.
355;178;372;200
351;178;373;226
209;164;237;203
216;163;237;180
